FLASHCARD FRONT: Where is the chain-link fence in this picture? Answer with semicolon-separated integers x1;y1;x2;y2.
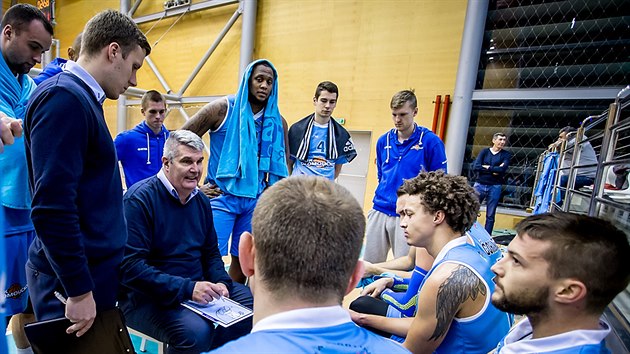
463;0;629;210
462;99;612;209
478;0;629;90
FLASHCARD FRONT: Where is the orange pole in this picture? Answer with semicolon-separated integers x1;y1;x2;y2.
439;95;450;141
431;95;441;133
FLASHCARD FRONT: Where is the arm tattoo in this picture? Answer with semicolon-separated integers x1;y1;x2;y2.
181;100;227;136
429;265;486;341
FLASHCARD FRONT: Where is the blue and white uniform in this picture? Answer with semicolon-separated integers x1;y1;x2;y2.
379;222;500;320
115;121;169;189
494;317;611;354
291;121;347;180
0;206;7;354
207;100;264;256
0;47;37;316
205;59;287;257
209;306;410;354
412;236;511;353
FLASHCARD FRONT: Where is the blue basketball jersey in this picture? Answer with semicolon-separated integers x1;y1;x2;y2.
291;123;346;180
422;238;512;354
0;207;7;354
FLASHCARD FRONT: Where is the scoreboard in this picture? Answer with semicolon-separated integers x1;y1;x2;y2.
37;0;55;23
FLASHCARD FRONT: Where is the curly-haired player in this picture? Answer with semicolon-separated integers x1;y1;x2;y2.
350;171;512;354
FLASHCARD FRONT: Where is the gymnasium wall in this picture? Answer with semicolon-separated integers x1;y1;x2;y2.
10;0;469;211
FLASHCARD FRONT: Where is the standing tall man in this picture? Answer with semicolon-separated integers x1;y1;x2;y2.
0;4;52;353
115;90;170;189
364;89;447;263
288;81;356;180
211;176;409;354
182;59;289;284
491;212;630;353
24;10;150;338
472;132;512;234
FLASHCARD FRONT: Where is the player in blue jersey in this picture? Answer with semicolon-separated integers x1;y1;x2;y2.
0;93;26;354
208;177;409;354
288;81;356;180
364;89;447;264
0;5;52;353
182;59;289;284
351;171;511;354
491;212;630;354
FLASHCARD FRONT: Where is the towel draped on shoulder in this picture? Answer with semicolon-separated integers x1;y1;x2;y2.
214;59;288;198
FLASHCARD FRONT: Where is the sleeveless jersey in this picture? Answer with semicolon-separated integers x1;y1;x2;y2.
206;96;266;196
422;238;512;354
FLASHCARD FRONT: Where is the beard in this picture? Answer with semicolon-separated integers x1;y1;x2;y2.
492;284;549;315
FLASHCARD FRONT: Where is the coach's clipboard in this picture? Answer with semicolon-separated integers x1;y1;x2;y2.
24;307;135;354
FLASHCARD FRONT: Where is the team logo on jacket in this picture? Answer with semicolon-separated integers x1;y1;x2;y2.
411;144;423;150
5;283;27;299
306;157;334;168
344;139;355;152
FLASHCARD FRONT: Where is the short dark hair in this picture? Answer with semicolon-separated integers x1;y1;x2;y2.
1;3;54;36
81;10;151;59
391;89;417;110
516;212;630;314
252;61;272;72
314;81;338;100
141;90;166;110
493;132;506;140
252;177;365;303
559;126;577;135
398;171;479;234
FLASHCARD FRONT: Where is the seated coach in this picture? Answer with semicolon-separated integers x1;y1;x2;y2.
119;130;253;354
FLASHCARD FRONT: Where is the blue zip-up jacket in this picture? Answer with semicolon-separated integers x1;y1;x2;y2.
373;125;447;216
33;57;68;85
115;121;169;188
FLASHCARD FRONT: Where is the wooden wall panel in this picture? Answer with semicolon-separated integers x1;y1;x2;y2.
48;0;467;209
254;0;467;208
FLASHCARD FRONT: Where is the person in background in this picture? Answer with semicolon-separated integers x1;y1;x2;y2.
182;59;289;284
32;32;81;85
288;81;356;180
364;89;447;264
472;132;512;234
115;90;169;189
551;126;598;202
491;212;630;353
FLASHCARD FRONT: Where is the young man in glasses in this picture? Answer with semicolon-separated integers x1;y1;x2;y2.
115;90;170;189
